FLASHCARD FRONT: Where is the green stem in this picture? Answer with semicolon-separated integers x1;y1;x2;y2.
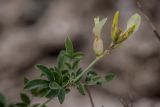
74;50;108;82
41;98;52;106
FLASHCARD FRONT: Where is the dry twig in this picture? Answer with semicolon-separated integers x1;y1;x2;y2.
136;0;160;41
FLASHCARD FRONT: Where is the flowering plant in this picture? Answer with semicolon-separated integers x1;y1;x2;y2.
0;11;141;107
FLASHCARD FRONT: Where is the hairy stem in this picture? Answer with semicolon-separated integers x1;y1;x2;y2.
74;50;109;82
41;98;52;106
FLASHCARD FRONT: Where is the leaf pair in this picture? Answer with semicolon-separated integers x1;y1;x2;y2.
24;79;66;104
9;93;44;107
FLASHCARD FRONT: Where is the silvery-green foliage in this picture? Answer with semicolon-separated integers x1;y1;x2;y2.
0;11;141;107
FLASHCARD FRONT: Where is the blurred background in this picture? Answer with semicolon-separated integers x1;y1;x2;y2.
0;0;160;107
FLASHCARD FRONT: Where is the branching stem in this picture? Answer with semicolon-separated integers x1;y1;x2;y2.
74;50;109;82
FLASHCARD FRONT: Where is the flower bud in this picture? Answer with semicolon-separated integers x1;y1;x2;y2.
93;37;104;56
111;11;120;42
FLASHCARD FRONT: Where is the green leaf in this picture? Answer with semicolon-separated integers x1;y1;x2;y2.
49;82;61;90
0;93;6;107
86;77;103;86
52;71;61;84
46;89;59;98
76;68;83;76
76;83;86;95
20;93;30;105
127;13;141;32
36;64;54;81
64;62;72;69
72;59;80;70
75;68;83;82
105;73;116;82
86;71;107;85
92;76;102;81
58;89;65;104
31;88;49;97
73;52;84;59
61;70;69;75
24;79;49;90
65;37;74;54
57;51;67;69
62;75;69;87
85;71;97;81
